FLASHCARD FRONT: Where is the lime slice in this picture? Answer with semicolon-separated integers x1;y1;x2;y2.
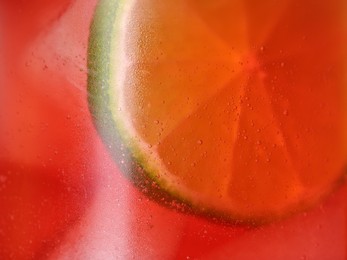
88;0;347;224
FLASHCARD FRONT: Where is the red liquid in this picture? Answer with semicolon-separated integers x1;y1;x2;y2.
1;0;346;259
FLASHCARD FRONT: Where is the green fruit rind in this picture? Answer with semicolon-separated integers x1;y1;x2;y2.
87;0;174;193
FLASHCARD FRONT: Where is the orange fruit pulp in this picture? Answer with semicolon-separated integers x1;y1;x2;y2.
88;0;347;223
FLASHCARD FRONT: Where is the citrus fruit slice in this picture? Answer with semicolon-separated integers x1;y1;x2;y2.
88;0;347;224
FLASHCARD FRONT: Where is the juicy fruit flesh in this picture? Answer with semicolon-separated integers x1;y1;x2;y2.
90;0;347;221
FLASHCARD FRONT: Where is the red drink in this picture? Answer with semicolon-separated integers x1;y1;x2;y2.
1;0;347;259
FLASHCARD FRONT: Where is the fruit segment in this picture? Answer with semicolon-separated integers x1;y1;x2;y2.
244;0;291;45
125;0;244;63
123;62;238;145
258;0;346;188
227;77;302;217
121;0;246;145
187;0;248;53
158;75;247;202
